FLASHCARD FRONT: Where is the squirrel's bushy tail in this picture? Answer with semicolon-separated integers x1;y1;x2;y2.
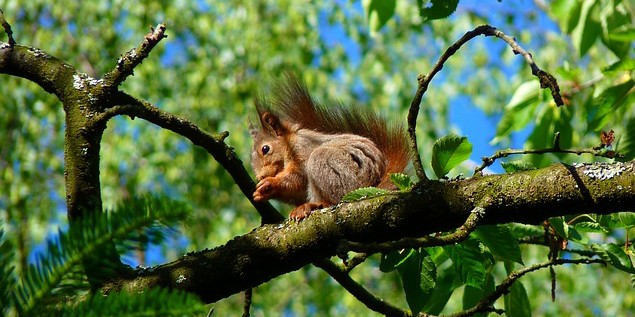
256;74;411;188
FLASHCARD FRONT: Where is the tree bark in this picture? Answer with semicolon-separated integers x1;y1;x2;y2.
102;161;635;303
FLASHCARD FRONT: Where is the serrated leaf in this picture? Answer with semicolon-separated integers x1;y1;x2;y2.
501;161;537;173
363;0;396;33
444;239;487;289
420;249;437;294
504;280;532;317
431;135;473;178
390;173;413;191
474;225;524;264
341;187;389;202
592;243;635;274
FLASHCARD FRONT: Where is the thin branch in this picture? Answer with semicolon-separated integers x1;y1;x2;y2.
475;132;623;174
0;9;16;46
93;91;285;224
314;259;409;317
445;258;605;317
242;288;252;317
339;206;485;255
407;25;564;182
102;23;168;89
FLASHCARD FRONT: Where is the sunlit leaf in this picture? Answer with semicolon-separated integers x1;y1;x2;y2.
431;135;473;178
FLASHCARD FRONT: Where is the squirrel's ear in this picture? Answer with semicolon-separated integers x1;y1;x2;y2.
261;112;288;137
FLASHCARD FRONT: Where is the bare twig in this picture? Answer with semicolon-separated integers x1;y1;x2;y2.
0;10;16;46
102;23;168;89
339;206;485;254
314;259;409;317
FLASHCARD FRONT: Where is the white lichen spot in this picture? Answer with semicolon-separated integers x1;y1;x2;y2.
73;74;85;90
82;147;88;156
176;274;187;284
617;185;623;190
88;77;103;86
0;43;11;49
580;162;631;180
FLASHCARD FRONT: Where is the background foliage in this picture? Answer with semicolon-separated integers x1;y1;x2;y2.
1;0;634;315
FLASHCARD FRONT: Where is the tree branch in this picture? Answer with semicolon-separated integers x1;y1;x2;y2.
94;91;285;224
101;161;635;303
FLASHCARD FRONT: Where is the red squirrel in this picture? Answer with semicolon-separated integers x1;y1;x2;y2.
249;76;410;220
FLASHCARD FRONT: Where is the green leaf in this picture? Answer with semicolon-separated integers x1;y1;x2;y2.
474;225;524;264
341;187;389;202
0;227;16;315
380;249;414;273
431;135;473;178
617;212;635;227
419;0;459;21
501;160;537;173
591;243;635;274
551;0;583;33
617;118;635;161
493;81;541;143
390;173;414;191
363;0;396;33
507;223;544;239
571;0;601;57
548;217;568;239
587;79;635;131
603;58;635;73
444;239;487;289
599;3;633;58
420;251;437;295
504;280;532;317
573;221;608;234
462;273;495;314
396;249;426;315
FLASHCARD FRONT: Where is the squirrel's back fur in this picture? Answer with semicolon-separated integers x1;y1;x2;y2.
254;75;410;189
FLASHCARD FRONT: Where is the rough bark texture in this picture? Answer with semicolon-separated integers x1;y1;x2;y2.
103;161;635;303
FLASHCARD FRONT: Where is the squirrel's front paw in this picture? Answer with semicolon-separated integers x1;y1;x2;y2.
289;202;325;221
253;177;274;201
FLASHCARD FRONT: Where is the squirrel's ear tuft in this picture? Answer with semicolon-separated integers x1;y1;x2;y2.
261;112;288;137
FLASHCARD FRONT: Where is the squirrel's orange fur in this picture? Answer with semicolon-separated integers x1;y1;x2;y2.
249;76;410;220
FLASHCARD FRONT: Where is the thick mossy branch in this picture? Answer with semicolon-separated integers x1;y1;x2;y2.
101;161;635;303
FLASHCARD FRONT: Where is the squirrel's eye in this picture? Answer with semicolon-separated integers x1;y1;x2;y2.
261;145;270;155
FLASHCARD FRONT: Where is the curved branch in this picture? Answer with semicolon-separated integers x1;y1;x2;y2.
407;24;564;181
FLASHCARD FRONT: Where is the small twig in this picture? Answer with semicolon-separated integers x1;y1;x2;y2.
0;10;16;46
339;206;486;254
445;258;605;317
474;132;623;174
102;23;168;89
314;259;409;317
242;288;252;317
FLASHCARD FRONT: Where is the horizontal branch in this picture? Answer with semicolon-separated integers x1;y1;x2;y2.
101;161;635;303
